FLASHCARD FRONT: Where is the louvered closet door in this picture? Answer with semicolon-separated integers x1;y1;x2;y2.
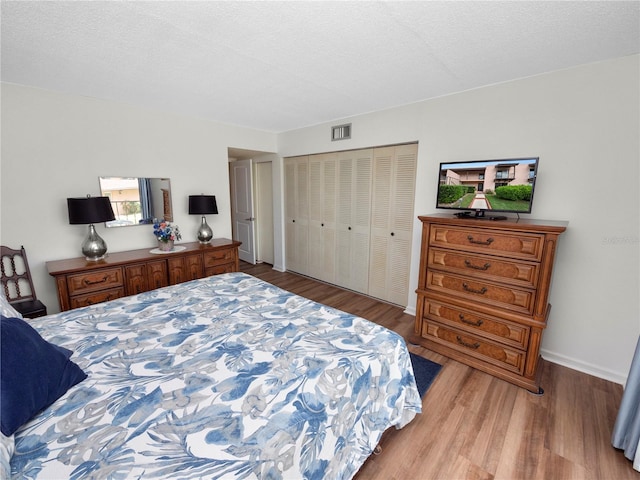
369;144;418;305
335;149;373;293
336;153;352;289
284;156;309;275
308;153;337;283
308;155;323;278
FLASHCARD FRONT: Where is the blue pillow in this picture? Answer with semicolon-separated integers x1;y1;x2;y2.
0;316;87;436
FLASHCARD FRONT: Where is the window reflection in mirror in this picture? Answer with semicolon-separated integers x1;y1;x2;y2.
99;177;173;227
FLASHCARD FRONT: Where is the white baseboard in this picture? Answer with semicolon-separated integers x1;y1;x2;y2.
272;263;285;272
540;348;627;386
404;306;416;316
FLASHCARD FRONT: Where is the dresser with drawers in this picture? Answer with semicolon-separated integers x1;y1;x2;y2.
414;214;567;393
47;239;241;312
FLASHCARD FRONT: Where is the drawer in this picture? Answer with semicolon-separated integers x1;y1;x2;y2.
423;321;526;374
423;299;530;350
429;225;544;261
69;287;125;309
428;248;539;288
67;267;124;295
205;263;236;276
427;270;535;315
203;248;235;268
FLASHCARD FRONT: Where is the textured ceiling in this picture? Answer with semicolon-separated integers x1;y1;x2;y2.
2;1;639;133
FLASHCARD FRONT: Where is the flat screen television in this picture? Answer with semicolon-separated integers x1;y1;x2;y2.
436;157;539;219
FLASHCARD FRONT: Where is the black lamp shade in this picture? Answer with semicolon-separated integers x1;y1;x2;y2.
67;196;116;224
189;195;218;215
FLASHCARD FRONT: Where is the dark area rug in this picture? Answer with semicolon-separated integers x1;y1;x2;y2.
409;352;442;398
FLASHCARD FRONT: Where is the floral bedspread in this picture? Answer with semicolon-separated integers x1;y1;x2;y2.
11;272;421;479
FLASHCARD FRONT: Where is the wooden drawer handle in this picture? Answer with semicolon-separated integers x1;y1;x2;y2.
83;275;109;286
459;314;484;327
463;283;487;295
85;294;114;306
464;260;491;271
467;235;494;246
456;336;480;349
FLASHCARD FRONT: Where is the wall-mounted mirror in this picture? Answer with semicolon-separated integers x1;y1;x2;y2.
99;177;173;227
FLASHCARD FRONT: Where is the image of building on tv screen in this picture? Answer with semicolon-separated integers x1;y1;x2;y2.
437;158;538;212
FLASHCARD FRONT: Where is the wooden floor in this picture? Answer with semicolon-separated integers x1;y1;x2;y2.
239;262;636;480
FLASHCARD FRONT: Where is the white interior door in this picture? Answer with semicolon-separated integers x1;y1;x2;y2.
231;159;256;264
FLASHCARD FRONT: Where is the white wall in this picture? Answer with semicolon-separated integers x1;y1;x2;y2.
2;56;637;385
277;55;640;384
1;83;277;315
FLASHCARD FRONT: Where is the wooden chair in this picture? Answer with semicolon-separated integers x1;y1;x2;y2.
1;245;47;318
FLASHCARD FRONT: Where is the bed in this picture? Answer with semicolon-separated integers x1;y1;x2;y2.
2;272;421;479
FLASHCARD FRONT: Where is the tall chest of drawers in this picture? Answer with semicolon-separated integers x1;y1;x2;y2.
414;214;567;393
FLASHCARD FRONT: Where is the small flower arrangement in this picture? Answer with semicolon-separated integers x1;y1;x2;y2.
153;219;182;243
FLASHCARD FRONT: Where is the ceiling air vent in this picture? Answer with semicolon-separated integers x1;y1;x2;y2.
331;123;351;141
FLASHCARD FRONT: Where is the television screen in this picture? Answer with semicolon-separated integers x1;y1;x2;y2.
436;157;539;217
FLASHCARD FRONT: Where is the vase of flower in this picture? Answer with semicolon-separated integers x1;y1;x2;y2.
153;219;181;251
158;239;174;252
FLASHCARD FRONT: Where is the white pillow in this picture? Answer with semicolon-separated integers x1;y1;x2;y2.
0;433;14;479
0;295;22;319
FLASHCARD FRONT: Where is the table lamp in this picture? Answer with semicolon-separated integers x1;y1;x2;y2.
188;195;218;244
67;195;115;260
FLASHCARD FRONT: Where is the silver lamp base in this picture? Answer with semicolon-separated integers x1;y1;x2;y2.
82;224;108;261
196;216;213;244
